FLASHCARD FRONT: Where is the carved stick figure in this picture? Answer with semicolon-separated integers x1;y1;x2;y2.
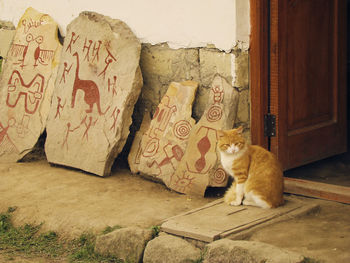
98;48;116;79
82;38;92;61
59;62;72;84
65;32;79;54
110;107;120;132
108;76;117;96
81;115;97;141
62;122;79;150
92;40;102;62
54;96;66;119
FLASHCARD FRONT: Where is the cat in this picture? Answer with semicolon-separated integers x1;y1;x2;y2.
217;127;284;208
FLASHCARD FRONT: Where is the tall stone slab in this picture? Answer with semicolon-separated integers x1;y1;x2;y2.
0;21;16;71
169;75;239;196
45;12;142;176
128;81;198;186
0;8;61;162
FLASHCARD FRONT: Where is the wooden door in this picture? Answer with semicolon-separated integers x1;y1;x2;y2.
251;0;347;170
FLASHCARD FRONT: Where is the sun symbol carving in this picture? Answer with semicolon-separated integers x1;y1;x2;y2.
174;173;195;193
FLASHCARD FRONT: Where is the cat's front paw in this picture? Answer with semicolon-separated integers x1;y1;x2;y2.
230;199;242;206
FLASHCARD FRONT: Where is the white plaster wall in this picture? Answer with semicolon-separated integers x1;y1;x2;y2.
0;0;250;51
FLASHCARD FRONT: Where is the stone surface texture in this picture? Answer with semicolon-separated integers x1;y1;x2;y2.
128;81;198;187
0;8;61;162
0;21;15;64
169;75;238;195
95;227;152;263
143;233;201;263
203;239;304;263
45;11;142;176
136;44;250;142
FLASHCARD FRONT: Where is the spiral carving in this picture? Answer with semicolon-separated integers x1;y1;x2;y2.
206;105;223;122
213;168;227;184
174;120;192;140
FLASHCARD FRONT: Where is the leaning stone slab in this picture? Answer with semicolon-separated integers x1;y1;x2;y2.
128;81;198;187
169;75;238;195
45;12;142;176
203;239;304;263
0;21;16;66
0;8;61;162
143;233;201;263
95;227;152;263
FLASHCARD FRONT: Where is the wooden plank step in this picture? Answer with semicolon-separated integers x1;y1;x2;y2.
161;196;317;243
284;177;350;204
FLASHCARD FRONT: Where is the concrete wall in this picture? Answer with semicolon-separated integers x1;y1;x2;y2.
0;0;250;52
0;1;251;160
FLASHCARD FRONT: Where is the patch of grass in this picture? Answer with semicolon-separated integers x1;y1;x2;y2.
150;225;160;238
69;232;122;263
301;257;322;263
101;225;122;235
0;211;63;258
0;208;123;262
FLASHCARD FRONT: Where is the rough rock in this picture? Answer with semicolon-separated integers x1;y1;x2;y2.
95;227;152;263
0;21;15;63
0;8;61;162
203;239;304;263
169;75;239;195
128;81;198;187
45;11;142;176
139;44;200;115
143;233;201;263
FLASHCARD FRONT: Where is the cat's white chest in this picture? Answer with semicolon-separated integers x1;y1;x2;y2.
220;151;235;177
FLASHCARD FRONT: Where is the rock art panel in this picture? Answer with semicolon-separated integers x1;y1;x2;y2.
0;8;61;162
169;75;239;196
45;12;142;176
128;81;198;187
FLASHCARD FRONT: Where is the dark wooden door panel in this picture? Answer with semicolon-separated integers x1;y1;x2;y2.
270;0;347;169
286;0;335;132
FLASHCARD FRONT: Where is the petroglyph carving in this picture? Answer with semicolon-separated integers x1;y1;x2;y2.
45;11;142;176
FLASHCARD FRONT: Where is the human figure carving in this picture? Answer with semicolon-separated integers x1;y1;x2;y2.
71;52;109;115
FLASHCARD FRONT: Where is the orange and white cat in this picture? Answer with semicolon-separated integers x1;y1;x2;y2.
217;127;284;209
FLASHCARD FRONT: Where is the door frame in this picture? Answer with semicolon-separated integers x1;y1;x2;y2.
250;0;269;149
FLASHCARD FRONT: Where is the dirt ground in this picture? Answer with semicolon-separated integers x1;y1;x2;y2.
0;160;350;263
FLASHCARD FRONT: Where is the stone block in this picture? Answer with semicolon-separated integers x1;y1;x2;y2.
203;239;304;263
95;227;153;263
139;44;200;115
128;81;198;187
169;75;239;195
0;8;61;162
143;233;201;263
199;48;234;87
234;50;249;90
236;88;250;123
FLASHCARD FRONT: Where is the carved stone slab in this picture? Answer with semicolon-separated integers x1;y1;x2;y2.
45;12;142;176
0;21;16;66
169;75;238;195
0;8;61;162
128;81;198;186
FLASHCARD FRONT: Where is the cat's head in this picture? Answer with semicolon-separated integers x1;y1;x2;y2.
217;126;247;154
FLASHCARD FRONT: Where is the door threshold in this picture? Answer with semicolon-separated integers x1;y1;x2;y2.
284;177;350;204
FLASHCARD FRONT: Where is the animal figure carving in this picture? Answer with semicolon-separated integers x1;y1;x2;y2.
71;52;109;115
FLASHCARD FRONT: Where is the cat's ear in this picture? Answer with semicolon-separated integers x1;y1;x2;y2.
236;126;244;134
217;130;225;138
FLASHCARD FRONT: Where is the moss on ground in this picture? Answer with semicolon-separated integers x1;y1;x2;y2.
0;207;123;262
